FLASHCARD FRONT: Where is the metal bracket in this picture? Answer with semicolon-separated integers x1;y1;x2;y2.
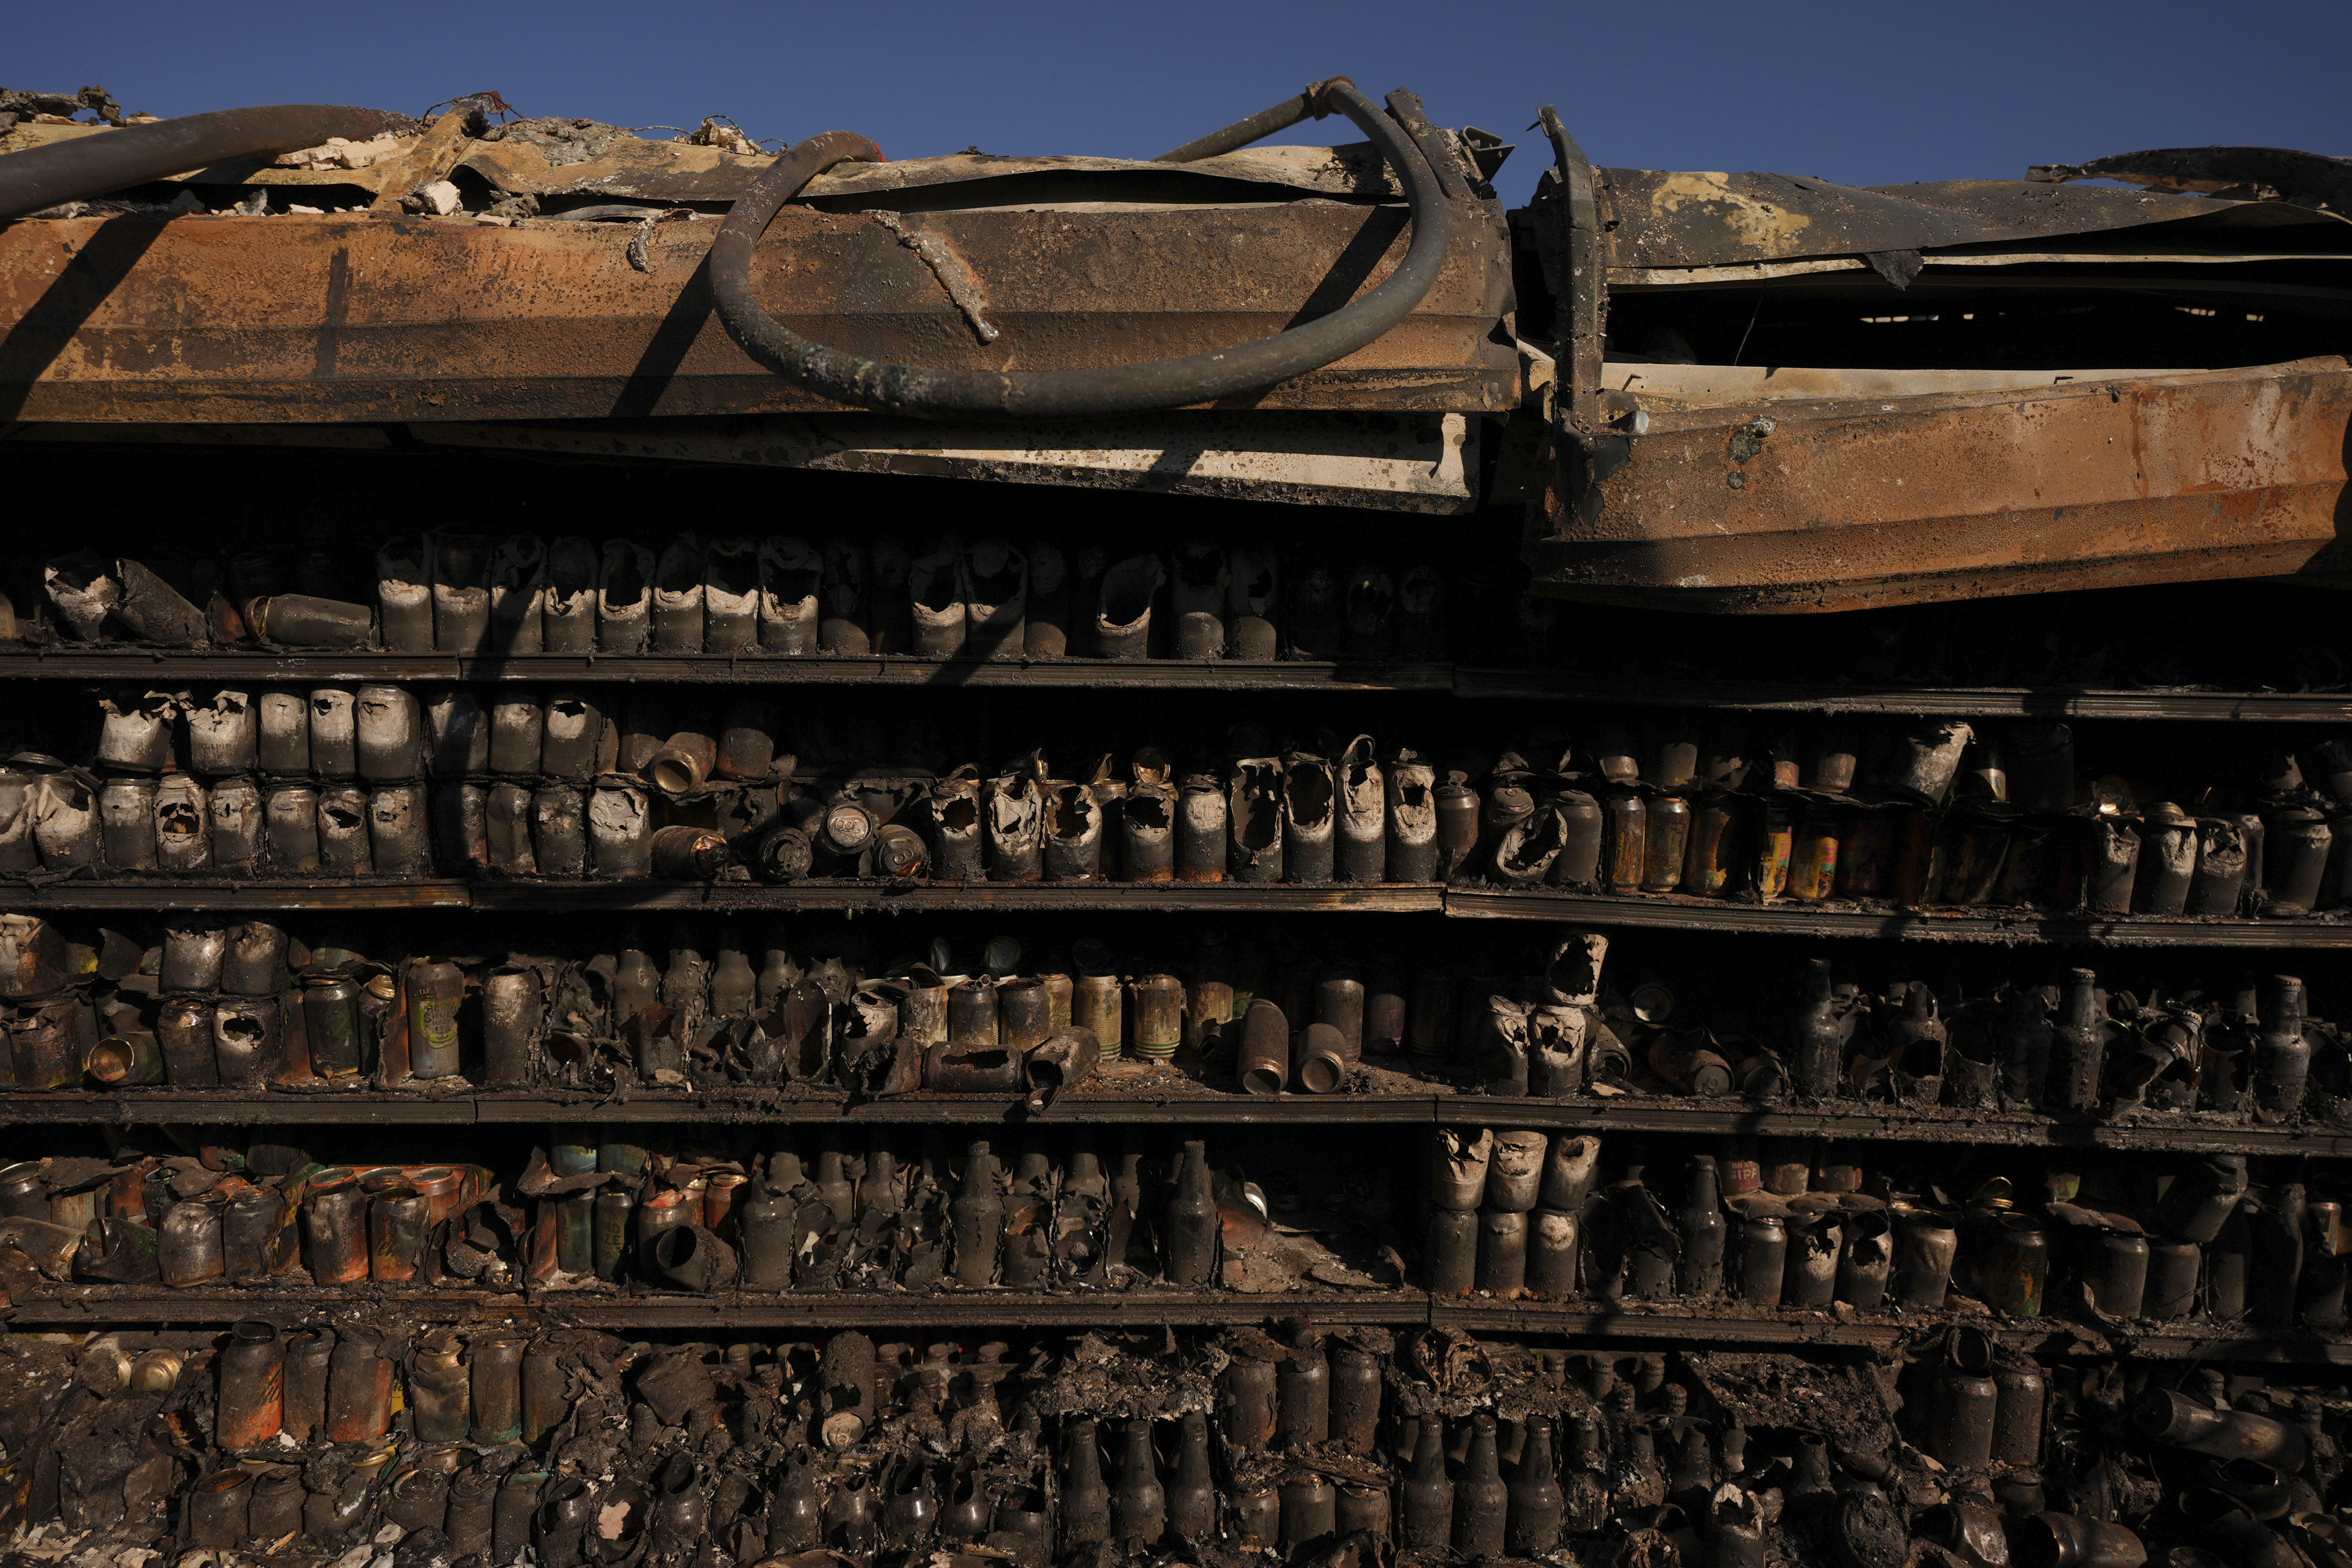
1534;106;1607;449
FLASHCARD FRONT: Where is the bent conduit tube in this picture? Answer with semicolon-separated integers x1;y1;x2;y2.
1153;76;1353;164
708;77;1452;420
0;105;415;221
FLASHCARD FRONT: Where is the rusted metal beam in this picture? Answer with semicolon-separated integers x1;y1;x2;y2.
0;200;1516;422
1525;357;2352;611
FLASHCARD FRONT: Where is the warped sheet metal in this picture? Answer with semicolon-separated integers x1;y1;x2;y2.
1525;357;2352;612
414;411;1478;513
1598;167;2341;270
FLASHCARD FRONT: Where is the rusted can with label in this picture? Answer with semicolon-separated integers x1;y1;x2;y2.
1074;974;1123;1054
1787;808;1842;902
407;959;464;1079
1680;794;1740;897
1131;974;1186;1061
1640;796;1690;893
1753;801;1795;900
1979;1213;2048;1317
1602;793;1645;895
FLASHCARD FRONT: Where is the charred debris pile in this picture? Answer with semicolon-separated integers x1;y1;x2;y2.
9;1321;2352;1568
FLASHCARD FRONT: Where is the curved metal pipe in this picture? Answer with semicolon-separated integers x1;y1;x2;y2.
1154;76;1354;164
0;105;414;221
708;79;1451;420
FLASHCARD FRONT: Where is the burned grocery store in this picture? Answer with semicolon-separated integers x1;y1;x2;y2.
0;67;2349;1568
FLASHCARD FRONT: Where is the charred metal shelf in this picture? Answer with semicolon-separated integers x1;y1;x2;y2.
1453;669;2352;723
14;878;2352;940
1433;1099;2352;1156
5;653;2345;720
1445;888;2352;947
1430;1304;2352;1363
0;879;1440;914
0;651;1451;692
11;1286;2341;1359
0;879;473;911
463;883;1439;914
5;1088;2347;1155
0;1088;1442;1127
0;1288;1424;1330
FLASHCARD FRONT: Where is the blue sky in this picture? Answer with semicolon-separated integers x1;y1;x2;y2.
11;0;2348;207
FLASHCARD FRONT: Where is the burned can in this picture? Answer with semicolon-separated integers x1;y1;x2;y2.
1754;801;1795;901
2135;804;2198;915
1786;807;1842;902
152;773;210;873
1547;790;1602;888
1679;794;1740;897
1602;793;1645;895
325;1330;395;1442
2267;806;2332;913
303;976;365;1079
98;776;158;870
1980;1213;2048;1316
159;1196;226;1287
265;783;322;870
157;998;217;1086
309;688;359;778
1837;808;1894;897
213;997;280;1087
316;784;371;873
1736;1213;1787;1306
1640;796;1690;893
216;1320;286;1447
256;690;312;774
1131;974;1184;1061
2082;1230;2149;1319
1927;1331;1999;1472
1894;1212;1958;1308
370;1185;430;1280
533;785;588;879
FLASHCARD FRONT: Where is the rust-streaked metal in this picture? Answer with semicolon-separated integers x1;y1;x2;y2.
0;199;1514;421
1526;357;2352;612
